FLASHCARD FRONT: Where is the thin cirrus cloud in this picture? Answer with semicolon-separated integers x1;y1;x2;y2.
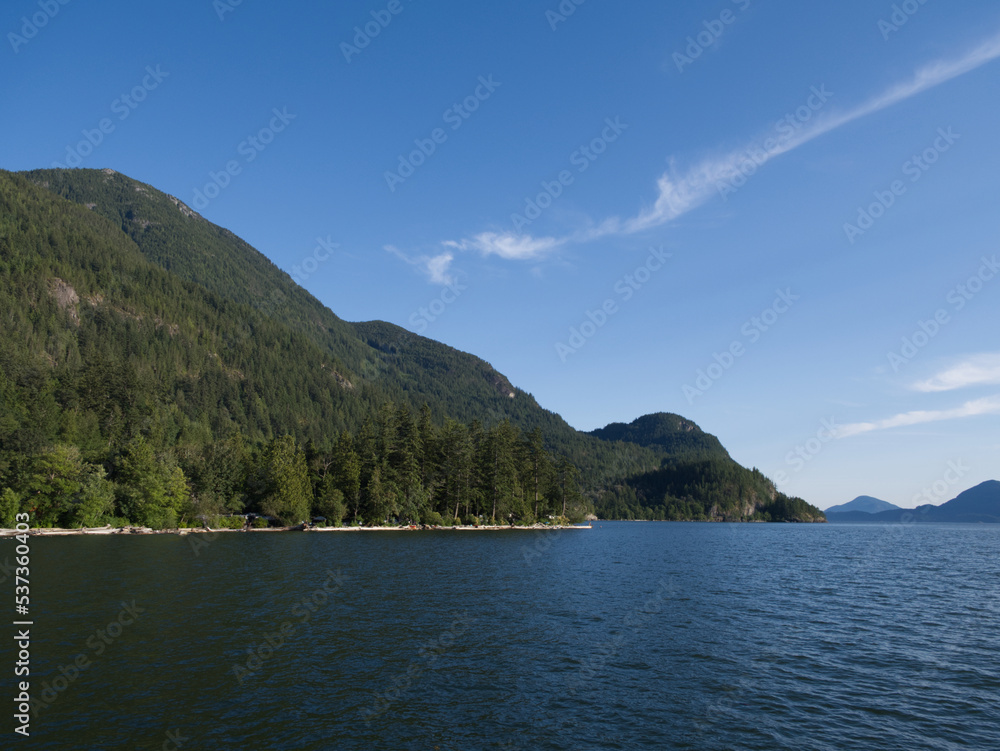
417;31;1000;283
385;245;456;285
835;395;1000;439
912;353;1000;392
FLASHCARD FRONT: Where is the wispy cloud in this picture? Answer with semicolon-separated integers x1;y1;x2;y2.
435;31;1000;271
620;31;1000;233
385;245;457;285
913;353;1000;392
836;395;1000;438
443;231;564;260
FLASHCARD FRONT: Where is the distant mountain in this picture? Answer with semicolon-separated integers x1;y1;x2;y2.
825;495;902;515
827;481;1000;523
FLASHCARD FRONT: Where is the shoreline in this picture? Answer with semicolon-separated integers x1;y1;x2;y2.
0;523;593;538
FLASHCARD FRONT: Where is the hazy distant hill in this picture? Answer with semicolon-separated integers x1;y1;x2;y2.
825;495;902;515
827;481;1000;523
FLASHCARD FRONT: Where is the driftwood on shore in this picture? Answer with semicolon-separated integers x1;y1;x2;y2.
1;523;592;537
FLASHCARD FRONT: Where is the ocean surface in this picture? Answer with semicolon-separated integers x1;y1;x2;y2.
9;522;1000;750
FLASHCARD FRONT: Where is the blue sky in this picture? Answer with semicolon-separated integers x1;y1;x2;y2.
3;0;999;509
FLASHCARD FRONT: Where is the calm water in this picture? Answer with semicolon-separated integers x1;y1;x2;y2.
7;522;1000;750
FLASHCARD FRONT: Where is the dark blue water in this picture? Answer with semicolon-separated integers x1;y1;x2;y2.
7;522;999;749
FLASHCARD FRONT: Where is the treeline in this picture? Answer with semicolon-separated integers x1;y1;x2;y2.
0;401;589;529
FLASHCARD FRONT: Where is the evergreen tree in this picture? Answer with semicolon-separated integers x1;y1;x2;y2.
0;488;20;528
259;435;312;525
330;431;361;520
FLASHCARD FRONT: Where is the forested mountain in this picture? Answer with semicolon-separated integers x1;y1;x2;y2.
589;413;729;461
0;168;824;527
589;415;824;522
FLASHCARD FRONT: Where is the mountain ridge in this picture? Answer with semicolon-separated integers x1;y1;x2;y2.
0;167;825;524
826;481;1000;523
825;495;902;515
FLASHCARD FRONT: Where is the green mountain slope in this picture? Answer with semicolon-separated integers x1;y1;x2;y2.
589;413;729;461
589;414;824;522
0;167;824;525
18;168;665;480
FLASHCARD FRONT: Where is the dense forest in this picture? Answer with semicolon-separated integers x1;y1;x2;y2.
0;168;825;527
1;403;585;529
